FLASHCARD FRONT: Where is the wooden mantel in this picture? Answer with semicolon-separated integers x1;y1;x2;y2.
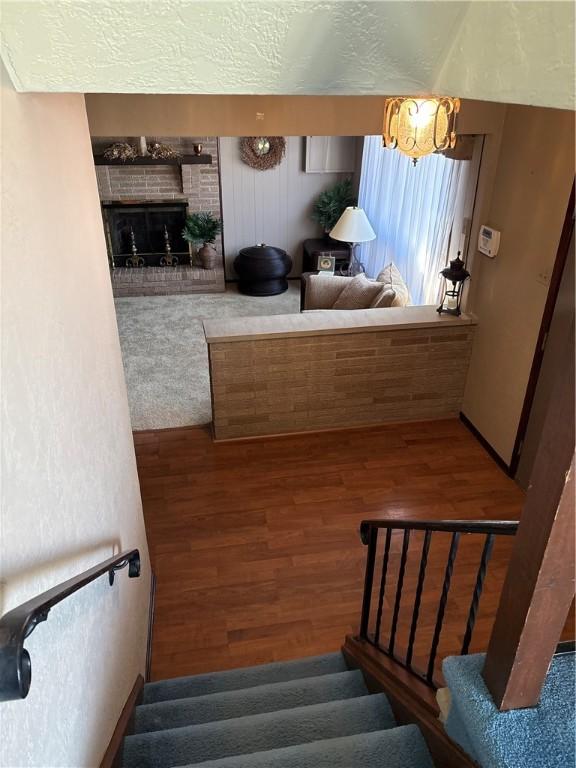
93;154;212;167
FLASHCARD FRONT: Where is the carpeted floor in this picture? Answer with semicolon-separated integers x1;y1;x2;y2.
114;282;301;430
443;651;576;768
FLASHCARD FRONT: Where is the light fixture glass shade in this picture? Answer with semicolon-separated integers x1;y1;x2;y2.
330;206;376;243
383;97;460;163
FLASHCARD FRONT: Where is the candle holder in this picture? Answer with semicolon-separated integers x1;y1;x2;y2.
125;228;145;268
160;226;179;266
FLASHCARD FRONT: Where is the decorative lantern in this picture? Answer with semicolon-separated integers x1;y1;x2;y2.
437;253;470;316
383;97;460;165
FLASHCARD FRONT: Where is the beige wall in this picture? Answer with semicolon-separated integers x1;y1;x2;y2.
85;95;505;138
1;69;150;766
463;105;575;464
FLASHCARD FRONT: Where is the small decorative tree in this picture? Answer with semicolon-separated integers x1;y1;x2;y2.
183;212;222;269
311;178;357;236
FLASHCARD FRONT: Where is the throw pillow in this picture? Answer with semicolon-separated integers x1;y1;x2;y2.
371;287;396;308
305;274;349;310
376;262;411;307
331;274;383;310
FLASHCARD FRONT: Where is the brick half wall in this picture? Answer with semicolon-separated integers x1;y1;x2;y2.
204;308;477;440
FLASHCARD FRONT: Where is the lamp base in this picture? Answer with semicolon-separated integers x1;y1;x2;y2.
340;243;366;277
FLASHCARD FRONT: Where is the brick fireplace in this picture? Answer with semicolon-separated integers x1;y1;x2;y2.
92;136;225;296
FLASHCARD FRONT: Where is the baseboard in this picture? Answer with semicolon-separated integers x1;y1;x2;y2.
342;636;476;768
146;570;156;682
459;412;512;476
99;675;144;768
132;423;212;437
99;573;155;767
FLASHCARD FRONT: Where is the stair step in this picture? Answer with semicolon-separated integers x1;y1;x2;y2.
181;725;435;768
143;652;347;705
123;693;395;768
135;670;368;734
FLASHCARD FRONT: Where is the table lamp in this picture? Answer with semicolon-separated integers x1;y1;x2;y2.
329;206;376;276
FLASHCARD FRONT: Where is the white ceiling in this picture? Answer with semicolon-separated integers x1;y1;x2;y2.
1;1;574;109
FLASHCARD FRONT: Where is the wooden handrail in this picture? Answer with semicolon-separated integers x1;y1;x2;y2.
0;549;140;702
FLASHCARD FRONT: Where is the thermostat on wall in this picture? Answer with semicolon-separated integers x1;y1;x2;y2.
478;225;501;258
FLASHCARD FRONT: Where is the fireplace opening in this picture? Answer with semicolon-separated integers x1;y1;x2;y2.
103;201;188;267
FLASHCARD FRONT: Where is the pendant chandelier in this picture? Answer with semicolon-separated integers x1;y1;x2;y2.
383;97;460;165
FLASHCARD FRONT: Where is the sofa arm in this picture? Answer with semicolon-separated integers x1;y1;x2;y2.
300;272;314;312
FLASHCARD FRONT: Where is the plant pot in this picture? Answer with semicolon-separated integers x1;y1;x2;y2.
198;243;218;270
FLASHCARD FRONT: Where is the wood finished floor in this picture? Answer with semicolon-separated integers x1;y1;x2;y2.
135;419;548;683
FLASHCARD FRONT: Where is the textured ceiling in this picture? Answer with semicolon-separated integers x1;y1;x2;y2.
0;1;574;109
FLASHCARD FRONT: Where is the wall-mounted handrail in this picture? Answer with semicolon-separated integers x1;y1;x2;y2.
358;520;518;689
0;549;140;702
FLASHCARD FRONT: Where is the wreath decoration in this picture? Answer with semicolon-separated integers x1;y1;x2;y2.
240;136;286;171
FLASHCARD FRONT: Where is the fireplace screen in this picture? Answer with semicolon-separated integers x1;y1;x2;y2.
103;202;188;267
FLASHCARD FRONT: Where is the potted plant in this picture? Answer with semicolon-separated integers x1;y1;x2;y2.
311;178;357;238
182;212;222;269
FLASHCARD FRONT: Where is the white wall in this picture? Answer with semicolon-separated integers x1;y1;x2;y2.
434;1;575;111
2;2;575;110
219;136;360;278
0;67;150;767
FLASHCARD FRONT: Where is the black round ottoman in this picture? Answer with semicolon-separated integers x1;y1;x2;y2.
234;244;292;296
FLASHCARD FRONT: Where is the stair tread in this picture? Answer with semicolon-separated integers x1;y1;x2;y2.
143;652;347;704
135;669;368;733
180;725;435;768
123;693;395;768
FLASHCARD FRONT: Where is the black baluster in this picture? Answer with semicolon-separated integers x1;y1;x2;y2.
389;529;410;656
374;529;392;647
359;525;378;639
406;530;432;669
461;534;495;655
426;532;460;684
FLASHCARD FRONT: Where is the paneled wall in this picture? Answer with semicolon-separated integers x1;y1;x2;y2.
219;136;361;278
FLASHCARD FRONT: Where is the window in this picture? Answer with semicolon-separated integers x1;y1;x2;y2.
358;137;475;305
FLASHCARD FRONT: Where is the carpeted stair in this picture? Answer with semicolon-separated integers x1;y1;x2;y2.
122;652;435;768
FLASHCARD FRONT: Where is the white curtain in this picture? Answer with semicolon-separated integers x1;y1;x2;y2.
358;137;469;305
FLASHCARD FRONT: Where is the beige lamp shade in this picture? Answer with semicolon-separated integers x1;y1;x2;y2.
330;206;376;243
